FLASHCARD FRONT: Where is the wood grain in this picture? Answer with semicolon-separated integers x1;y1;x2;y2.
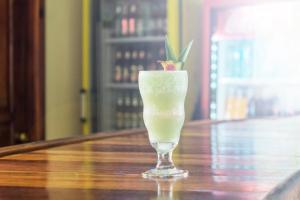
0;117;300;199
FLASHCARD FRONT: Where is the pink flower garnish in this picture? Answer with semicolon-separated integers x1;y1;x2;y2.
158;61;176;71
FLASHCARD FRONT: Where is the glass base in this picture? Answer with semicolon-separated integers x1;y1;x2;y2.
142;168;188;179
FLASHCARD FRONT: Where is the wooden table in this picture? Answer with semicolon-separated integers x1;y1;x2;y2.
0;117;300;199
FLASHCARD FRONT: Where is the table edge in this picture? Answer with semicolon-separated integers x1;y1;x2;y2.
0;117;277;157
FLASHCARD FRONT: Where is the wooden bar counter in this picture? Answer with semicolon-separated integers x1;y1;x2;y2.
0;117;300;199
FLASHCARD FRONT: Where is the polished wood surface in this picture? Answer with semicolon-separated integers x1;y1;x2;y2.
0;117;300;199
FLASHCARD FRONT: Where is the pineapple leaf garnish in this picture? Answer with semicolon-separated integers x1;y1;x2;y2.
177;40;194;68
161;36;193;71
165;36;177;61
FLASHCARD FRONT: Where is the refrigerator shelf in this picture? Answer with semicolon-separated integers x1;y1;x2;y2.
219;78;300;87
105;36;165;44
106;83;139;89
211;33;255;42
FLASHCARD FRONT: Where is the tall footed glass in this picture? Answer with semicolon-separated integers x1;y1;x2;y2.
139;71;188;179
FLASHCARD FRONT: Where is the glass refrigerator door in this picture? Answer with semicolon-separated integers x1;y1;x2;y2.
209;2;300;120
85;0;180;132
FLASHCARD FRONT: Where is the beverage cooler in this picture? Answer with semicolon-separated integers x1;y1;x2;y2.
202;0;300;120
83;0;181;132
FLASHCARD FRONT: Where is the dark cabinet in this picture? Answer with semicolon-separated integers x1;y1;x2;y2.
0;0;13;146
0;0;44;146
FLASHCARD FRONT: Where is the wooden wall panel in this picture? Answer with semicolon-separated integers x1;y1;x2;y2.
0;0;12;146
0;125;11;146
0;0;8;109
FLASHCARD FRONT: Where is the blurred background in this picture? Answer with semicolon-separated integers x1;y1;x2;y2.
0;0;300;146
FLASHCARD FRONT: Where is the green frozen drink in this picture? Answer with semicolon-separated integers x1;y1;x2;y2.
139;70;188;178
139;71;187;149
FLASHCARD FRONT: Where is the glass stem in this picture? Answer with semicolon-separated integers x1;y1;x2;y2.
156;150;175;170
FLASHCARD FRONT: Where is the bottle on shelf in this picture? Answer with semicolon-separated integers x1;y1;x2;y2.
115;92;125;130
225;87;249;119
158;44;166;60
156;44;166;69
138;94;144;128
151;3;160;36
143;1;153;36
122;48;131;83
254;89;277;117
113;48;123;82
225;41;241;78
121;2;129;37
224;42;232;77
225;88;234;119
232;42;241;78
151;3;159;36
128;0;137;36
146;46;157;70
161;1;167;35
265;97;274;116
130;47;138;83
137;46;146;72
131;91;139;128
237;89;248;119
124;91;132;129
255;90;263;117
247;90;256;118
241;40;253;78
135;1;143;36
152;0;166;36
227;87;248;119
272;96;280;116
114;1;123;37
